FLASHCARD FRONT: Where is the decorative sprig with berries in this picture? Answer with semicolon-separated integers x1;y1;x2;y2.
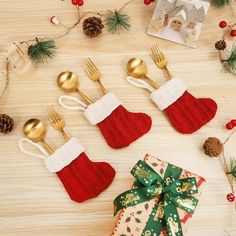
203;119;236;205
215;21;236;75
17;0;139;64
1;0;145;104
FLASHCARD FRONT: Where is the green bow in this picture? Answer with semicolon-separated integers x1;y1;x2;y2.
114;160;199;236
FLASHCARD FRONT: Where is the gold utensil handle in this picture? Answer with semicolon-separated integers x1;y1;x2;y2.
164;67;173;80
97;80;107;95
41;139;54;154
76;89;93;104
60;129;70;142
143;76;160;89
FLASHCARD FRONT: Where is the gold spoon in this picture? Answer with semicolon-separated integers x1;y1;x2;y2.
127;58;160;89
23;119;54;154
57;71;93;104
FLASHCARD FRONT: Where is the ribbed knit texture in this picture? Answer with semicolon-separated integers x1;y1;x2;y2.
56;152;115;202
165;91;217;134
98;105;152;148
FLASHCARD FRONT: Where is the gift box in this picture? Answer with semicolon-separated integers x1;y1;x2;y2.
112;154;205;236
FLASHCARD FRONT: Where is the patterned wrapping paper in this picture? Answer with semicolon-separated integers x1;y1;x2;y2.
112;154;205;236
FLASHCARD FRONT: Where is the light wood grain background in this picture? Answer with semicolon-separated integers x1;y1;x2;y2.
0;0;236;235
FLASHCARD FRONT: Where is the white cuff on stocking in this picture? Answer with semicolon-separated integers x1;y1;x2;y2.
84;93;122;125
45;138;85;173
150;77;187;111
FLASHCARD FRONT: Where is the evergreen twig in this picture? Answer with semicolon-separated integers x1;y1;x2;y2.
229;158;236;181
211;0;230;8
27;38;56;63
223;43;236;75
105;10;131;34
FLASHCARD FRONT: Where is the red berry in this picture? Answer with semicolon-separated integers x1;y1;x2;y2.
219;21;227;28
230;30;236;37
78;0;84;6
226;122;234;130
71;0;79;5
144;0;151;5
226;193;235;202
231;119;236;126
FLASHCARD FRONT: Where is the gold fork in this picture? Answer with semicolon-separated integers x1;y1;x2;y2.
151;44;173;80
82;58;107;95
46;106;70;142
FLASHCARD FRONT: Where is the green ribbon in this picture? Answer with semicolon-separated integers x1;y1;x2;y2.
114;160;199;236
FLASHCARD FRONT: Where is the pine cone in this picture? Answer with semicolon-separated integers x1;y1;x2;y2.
203;137;223;157
215;40;227;51
83;17;104;38
0;114;14;134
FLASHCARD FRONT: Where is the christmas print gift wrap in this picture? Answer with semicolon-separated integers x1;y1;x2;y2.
112;154;205;236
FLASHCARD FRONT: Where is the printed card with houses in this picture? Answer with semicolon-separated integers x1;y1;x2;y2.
147;0;210;48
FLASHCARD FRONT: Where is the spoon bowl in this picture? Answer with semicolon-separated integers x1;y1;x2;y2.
57;71;93;104
23;119;54;154
23;119;46;142
127;58;159;89
57;71;78;93
127;57;148;78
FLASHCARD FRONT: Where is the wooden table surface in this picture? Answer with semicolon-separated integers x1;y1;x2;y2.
0;0;236;235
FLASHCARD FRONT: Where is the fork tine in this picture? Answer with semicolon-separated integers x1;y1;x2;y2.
51;106;60;120
152;45;161;62
88;58;98;71
46;106;55;123
151;46;159;62
155;44;165;61
51;106;62;122
83;60;92;77
83;59;94;77
151;46;156;60
85;58;96;74
49;106;58;122
50;106;57;122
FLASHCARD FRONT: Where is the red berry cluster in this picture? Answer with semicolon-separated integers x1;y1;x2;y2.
219;21;236;37
226;119;236;130
144;0;155;5
71;0;84;6
226;193;235;202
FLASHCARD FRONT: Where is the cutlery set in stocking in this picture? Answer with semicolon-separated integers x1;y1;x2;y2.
127;44;217;134
19;46;217;203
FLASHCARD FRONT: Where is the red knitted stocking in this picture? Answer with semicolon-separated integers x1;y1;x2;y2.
45;138;115;202
84;93;152;148
151;78;217;134
165;91;217;134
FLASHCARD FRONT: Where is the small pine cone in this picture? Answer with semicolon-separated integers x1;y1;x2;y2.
215;40;227;51
0;114;14;134
82;17;104;38
203;137;223;157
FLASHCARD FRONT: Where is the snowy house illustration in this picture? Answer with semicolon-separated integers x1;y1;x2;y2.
147;0;210;48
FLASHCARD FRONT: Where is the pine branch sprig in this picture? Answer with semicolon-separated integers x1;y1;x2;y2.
27;38;56;64
105;10;131;34
223;43;236;75
211;0;231;8
229;158;236;181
